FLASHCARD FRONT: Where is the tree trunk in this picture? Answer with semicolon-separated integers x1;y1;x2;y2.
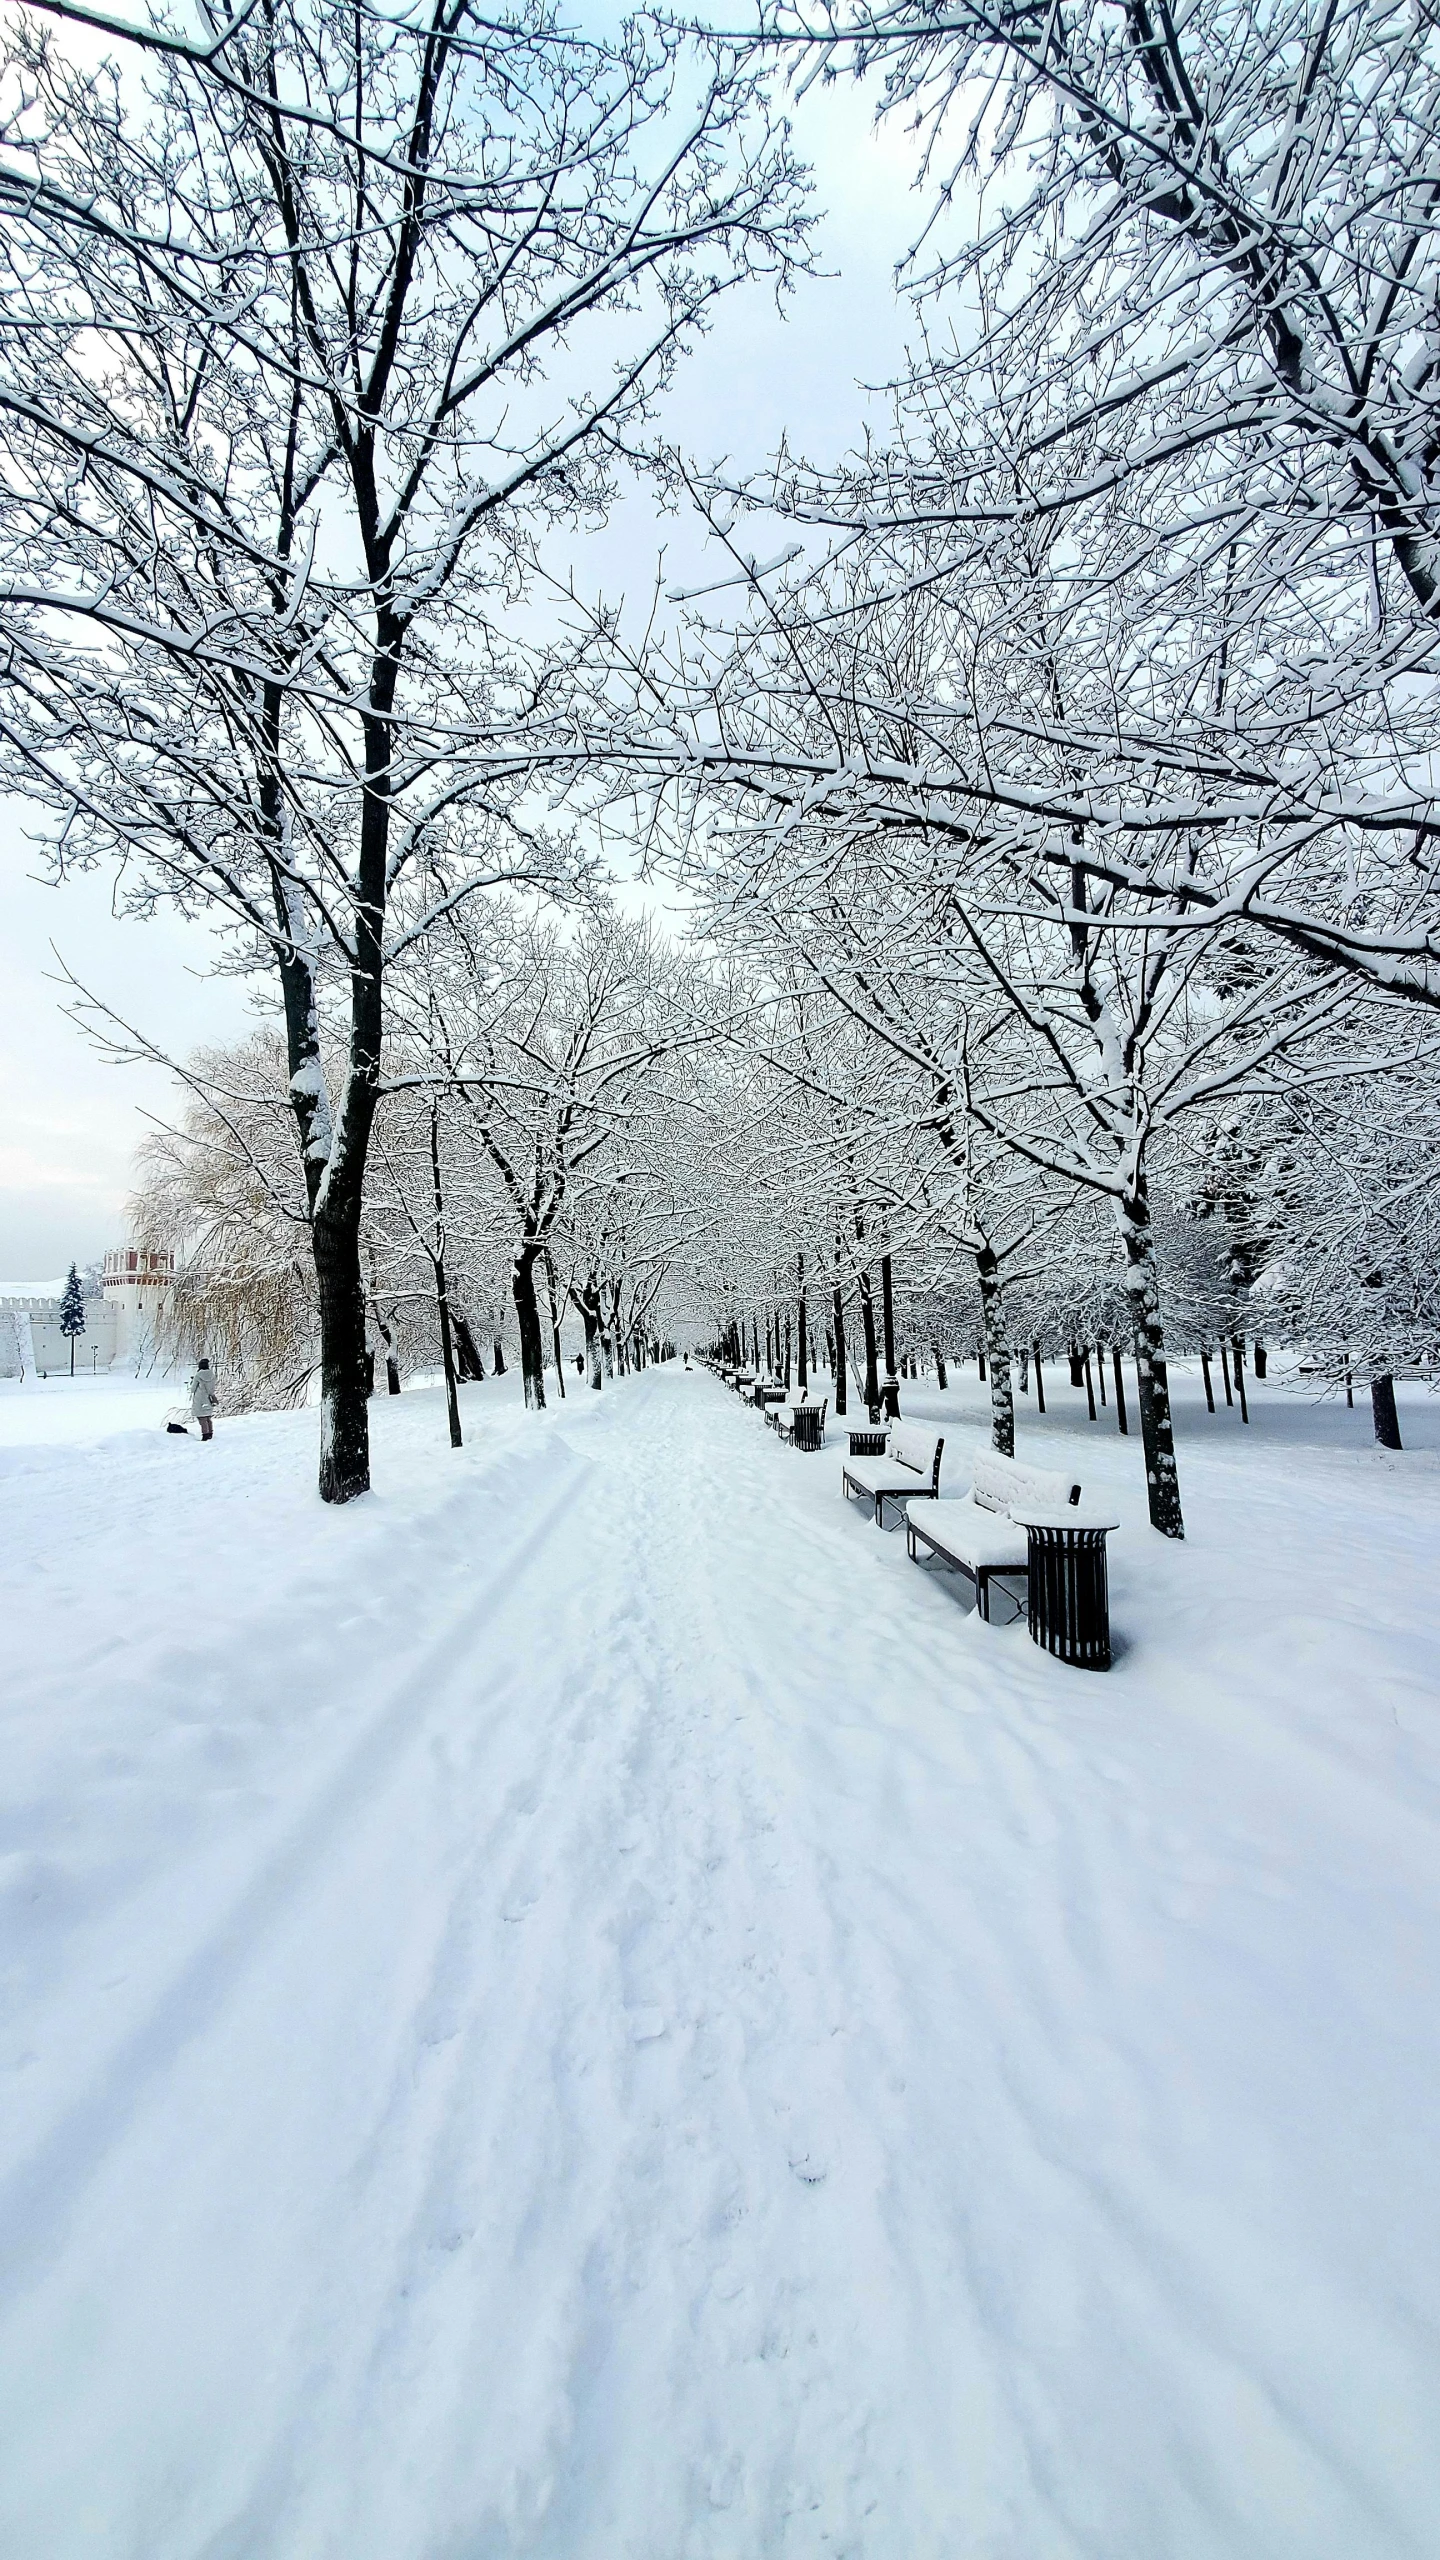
312;628;402;1505
797;1255;808;1393
512;1243;547;1411
1032;1346;1045;1413
1112;1346;1128;1434
544;1249;566;1398
435;1267;463;1449
933;1341;948;1389
857;1271;880;1419
1220;1339;1234;1406
430;1106;462;1450
1082;1348;1097;1421
1201;1347;1215;1411
451;1310;486;1382
373;1300;402;1397
1371;1373;1403;1449
976;1243;1014;1457
314;1158;374;1504
832;1286;848;1417
1253;1341;1268;1380
1117;1179;1184;1538
880;1252;900;1419
1231;1337;1250;1424
492;1335;507;1377
1069;1343;1084;1388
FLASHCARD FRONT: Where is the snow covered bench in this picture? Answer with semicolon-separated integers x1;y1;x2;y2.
905;1447;1082;1621
842;1422;944;1526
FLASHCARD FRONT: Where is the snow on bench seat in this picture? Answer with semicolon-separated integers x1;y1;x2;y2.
904;1498;1029;1573
841;1422;944;1524
906;1447;1081;1621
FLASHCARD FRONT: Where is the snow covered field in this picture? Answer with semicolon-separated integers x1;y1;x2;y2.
2;1361;1438;2558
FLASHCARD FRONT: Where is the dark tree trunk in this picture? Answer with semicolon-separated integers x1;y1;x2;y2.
1083;1348;1097;1421
512;1244;547;1411
429;1107;463;1451
1220;1339;1234;1406
492;1336;507;1377
543;1249;566;1398
880;1253;900;1419
314;1162;374;1504
1118;1179;1184;1538
1069;1344;1084;1388
312;624;403;1505
832;1286;848;1417
368;1253;402;1397
976;1243;1014;1457
1253;1341;1268;1380
1096;1344;1107;1404
857;1271;880;1419
1201;1348;1216;1412
451;1311;486;1382
435;1272;463;1449
1231;1337;1250;1424
932;1341;948;1389
1372;1373;1403;1449
268;816;333;1219
1033;1347;1046;1413
1112;1346;1128;1434
978;1346;987;1383
797;1255;808;1393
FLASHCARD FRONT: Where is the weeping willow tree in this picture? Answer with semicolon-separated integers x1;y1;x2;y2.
129;1032;321;1411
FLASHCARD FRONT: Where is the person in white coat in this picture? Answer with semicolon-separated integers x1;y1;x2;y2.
190;1358;220;1442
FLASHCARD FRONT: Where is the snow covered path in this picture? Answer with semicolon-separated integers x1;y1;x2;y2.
2;1366;1439;2556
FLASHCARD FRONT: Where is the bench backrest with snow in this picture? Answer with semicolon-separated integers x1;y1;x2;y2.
970;1448;1080;1517
887;1423;944;1492
905;1445;1083;1621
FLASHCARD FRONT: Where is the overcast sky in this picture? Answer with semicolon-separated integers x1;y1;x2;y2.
0;70;931;1279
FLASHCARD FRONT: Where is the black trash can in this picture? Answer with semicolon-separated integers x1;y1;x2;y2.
847;1425;887;1459
1017;1513;1118;1671
792;1403;824;1452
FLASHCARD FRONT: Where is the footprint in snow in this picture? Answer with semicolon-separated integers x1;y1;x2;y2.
787;2146;830;2185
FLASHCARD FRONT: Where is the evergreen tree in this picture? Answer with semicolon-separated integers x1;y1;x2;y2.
59;1263;85;1374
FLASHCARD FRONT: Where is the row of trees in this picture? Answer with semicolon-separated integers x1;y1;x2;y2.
573;0;1440;1531
126;898;706;1423
3;0;1436;1525
0;0;808;1496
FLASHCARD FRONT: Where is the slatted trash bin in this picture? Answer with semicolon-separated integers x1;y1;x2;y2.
846;1425;887;1459
1014;1510;1118;1671
792;1403;825;1451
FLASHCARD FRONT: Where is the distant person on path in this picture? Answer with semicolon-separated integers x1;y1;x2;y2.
191;1359;220;1443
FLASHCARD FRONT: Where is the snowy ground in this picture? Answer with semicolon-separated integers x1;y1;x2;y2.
2;1359;1438;2558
